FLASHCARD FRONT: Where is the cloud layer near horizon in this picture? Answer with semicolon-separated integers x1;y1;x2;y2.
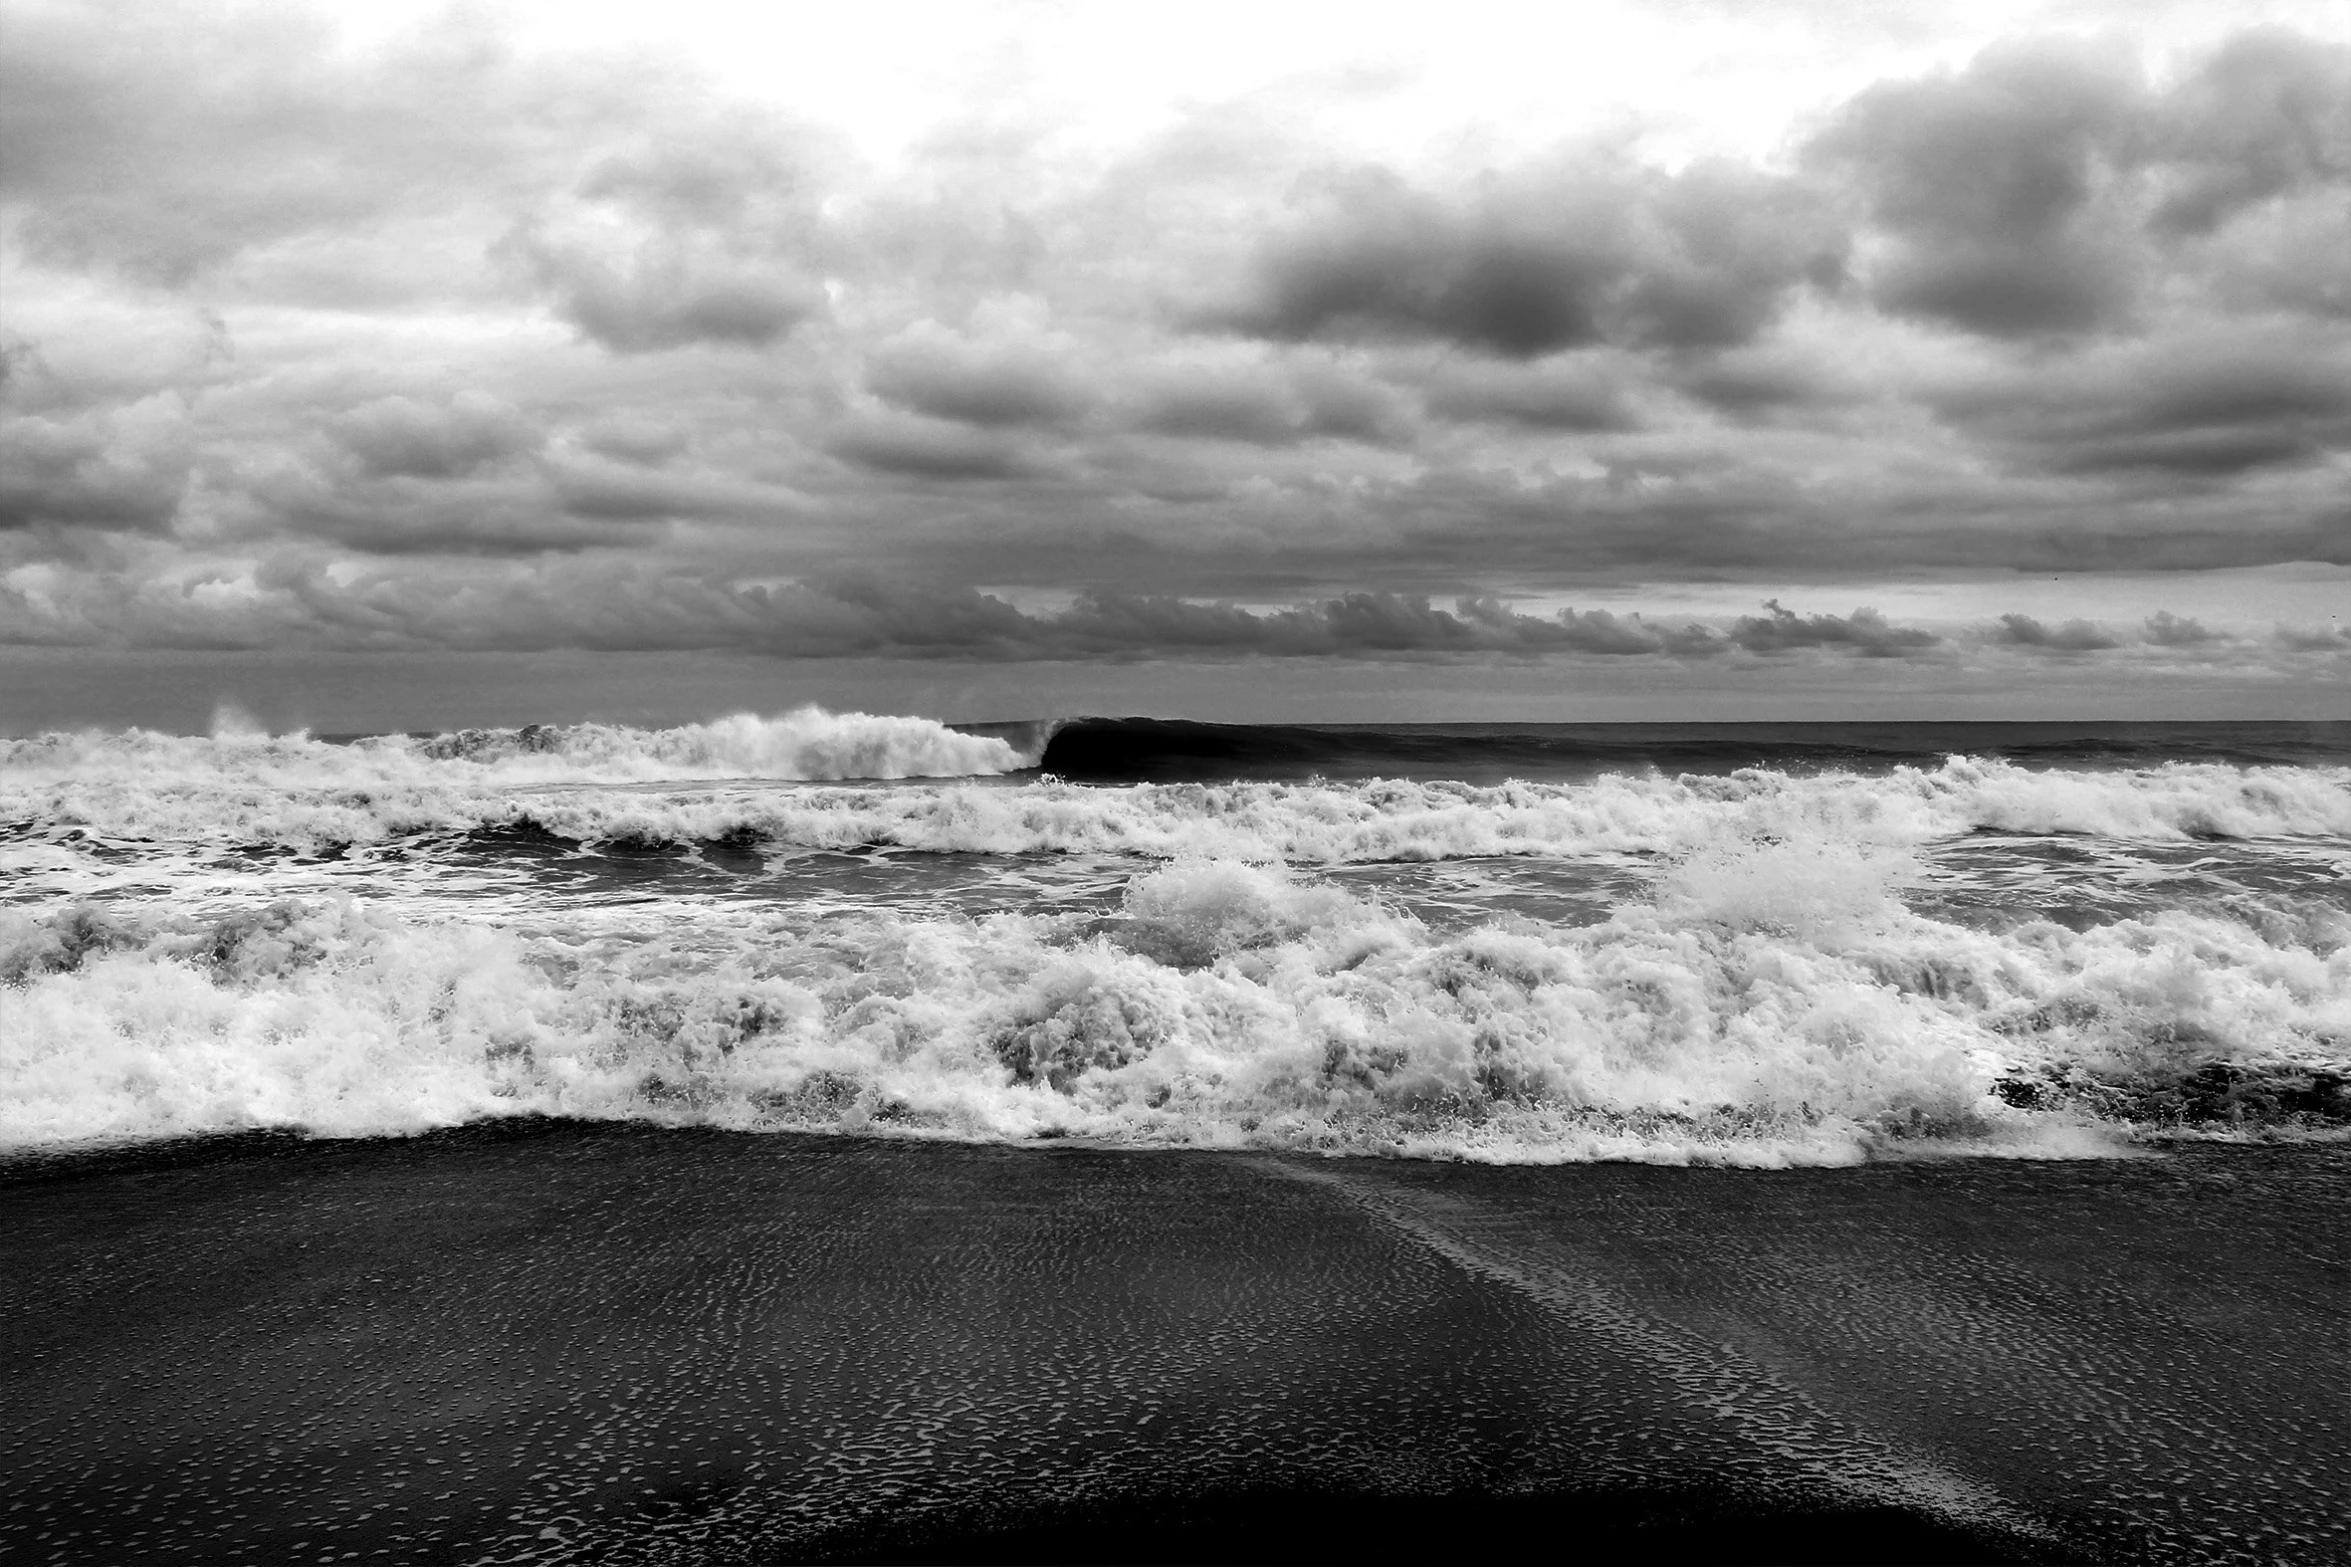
1;3;2345;695
7;563;2345;687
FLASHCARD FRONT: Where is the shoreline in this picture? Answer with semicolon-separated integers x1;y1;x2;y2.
3;1123;2344;1563
8;1108;2348;1184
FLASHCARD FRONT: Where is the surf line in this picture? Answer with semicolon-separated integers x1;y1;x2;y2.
1248;1156;2060;1551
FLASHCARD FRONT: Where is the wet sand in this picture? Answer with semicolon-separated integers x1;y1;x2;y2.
1;1125;2344;1564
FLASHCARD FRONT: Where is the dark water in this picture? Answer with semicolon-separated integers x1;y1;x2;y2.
1025;718;2351;784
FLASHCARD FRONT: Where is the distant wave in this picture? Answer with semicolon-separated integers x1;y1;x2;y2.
4;850;2343;1161
0;707;1038;792
8;753;2347;857
504;761;2351;859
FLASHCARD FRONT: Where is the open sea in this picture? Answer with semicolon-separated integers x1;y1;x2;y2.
5;713;2347;1163
5;714;2350;1564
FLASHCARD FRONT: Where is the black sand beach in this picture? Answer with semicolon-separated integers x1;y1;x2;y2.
2;1127;2344;1565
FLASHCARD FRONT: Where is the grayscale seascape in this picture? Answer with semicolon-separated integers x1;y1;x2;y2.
3;2;2347;1563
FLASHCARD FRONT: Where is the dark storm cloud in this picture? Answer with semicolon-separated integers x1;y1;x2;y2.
0;401;192;533
2275;623;2351;652
2144;29;2351;239
1201;158;1843;357
497;127;843;354
209;421;775;555
1670;347;1864;420
1806;30;2351;340
2142;610;2221;646
1808;40;2142;338
1972;610;2310;661
1126;360;1412;448
865;329;1089;428
1131;378;1300;445
1042;592;1732;659
513;245;822;354
329;394;540;480
837;442;2335;597
275;481;664;557
538;451;808;525
2051;427;2318;477
3;542;2339;687
1;562;1944;662
1993;613;2121;652
1420;356;1643;431
829;416;1043;481
577;417;692;467
1933;330;2351;478
1725;601;1941;658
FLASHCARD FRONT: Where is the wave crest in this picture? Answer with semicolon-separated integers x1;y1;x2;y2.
0;706;1034;792
6;753;2347;859
410;710;1038;780
6;852;2344;1162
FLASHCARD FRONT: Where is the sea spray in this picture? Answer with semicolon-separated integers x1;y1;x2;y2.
7;751;2348;858
1;705;1033;793
5;850;2343;1159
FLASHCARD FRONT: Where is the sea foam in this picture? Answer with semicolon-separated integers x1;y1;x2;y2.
1;707;1031;792
7;749;2347;862
6;847;2343;1162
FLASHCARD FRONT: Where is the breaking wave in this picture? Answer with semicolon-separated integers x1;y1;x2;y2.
11;713;2342;1168
7;750;2347;861
506;760;2351;861
0;707;1036;795
5;845;2344;1162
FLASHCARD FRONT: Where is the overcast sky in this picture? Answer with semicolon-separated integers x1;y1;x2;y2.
2;0;2346;728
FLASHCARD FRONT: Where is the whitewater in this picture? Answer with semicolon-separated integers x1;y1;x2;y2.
4;709;2346;1163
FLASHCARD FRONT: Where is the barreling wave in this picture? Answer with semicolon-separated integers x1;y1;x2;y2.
8;753;2347;860
1036;717;2351;783
5;844;2344;1163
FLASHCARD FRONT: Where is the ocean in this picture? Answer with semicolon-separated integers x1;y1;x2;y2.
4;713;2349;1563
5;713;2347;1163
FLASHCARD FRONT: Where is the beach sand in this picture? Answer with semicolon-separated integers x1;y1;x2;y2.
2;1125;2344;1564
